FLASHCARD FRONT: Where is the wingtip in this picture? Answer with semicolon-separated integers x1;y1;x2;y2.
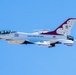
68;18;76;20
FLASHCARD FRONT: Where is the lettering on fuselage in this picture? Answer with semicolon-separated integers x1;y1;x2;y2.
27;35;44;37
14;34;19;37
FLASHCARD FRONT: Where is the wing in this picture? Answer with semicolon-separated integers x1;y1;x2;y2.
35;40;61;48
6;40;34;44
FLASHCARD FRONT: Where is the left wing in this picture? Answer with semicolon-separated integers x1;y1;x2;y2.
7;40;34;44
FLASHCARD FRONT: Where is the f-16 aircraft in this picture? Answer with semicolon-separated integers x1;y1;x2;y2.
0;18;76;48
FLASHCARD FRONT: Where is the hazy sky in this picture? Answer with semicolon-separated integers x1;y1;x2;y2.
0;0;76;75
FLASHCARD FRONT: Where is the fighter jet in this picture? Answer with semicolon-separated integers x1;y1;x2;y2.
0;18;76;48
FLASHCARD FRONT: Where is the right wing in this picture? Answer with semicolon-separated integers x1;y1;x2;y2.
35;39;74;48
35;40;60;48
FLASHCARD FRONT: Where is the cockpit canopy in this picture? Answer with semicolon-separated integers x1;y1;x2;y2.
0;30;16;34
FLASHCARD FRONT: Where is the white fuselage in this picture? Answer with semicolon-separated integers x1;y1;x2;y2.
0;31;74;47
0;32;66;42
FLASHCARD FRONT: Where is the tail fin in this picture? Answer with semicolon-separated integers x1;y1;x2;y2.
42;18;76;35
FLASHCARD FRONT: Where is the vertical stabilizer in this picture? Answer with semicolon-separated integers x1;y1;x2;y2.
42;18;76;35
